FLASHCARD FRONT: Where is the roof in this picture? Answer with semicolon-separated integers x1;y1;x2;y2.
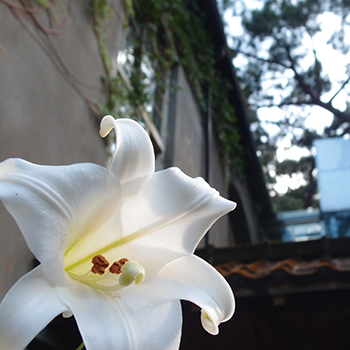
196;237;350;296
217;256;350;296
217;257;350;279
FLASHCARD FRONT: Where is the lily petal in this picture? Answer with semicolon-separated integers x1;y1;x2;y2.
120;168;236;252
56;281;182;350
100;116;155;183
159;255;235;334
110;167;235;279
122;255;235;335
0;266;68;350
0;159;121;285
69;167;235;280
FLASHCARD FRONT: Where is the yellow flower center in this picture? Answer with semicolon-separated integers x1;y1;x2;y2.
65;254;145;292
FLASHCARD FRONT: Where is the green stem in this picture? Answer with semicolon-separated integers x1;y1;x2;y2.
75;342;85;350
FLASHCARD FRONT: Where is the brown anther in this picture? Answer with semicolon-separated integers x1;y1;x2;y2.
91;255;109;275
109;258;129;274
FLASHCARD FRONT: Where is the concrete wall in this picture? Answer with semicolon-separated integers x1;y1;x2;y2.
164;65;234;248
172;66;206;178
209;134;235;247
0;1;126;300
164;64;259;246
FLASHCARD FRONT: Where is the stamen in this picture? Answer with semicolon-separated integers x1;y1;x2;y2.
109;258;129;274
91;255;109;275
68;255;145;292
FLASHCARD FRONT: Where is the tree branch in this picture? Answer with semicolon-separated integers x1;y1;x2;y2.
314;99;350;122
285;45;350;122
328;75;350;104
251;100;312;108
284;45;319;102
238;46;350;123
235;49;291;69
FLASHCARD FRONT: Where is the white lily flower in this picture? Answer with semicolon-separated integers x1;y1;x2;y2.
0;116;236;350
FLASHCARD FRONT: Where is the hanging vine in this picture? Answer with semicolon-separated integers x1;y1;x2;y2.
91;0;244;179
0;0;72;35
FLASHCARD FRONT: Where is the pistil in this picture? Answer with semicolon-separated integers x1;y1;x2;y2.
119;261;145;286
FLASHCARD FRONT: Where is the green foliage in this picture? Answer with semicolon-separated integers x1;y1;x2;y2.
211;76;244;177
92;0;114;20
273;183;319;212
244;0;321;37
276;156;313;176
92;0;243;178
91;0;114;77
126;0;215;111
35;0;50;6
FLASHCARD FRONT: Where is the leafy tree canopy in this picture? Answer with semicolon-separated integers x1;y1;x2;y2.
223;0;350;212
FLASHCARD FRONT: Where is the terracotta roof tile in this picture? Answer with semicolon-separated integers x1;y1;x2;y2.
216;257;350;279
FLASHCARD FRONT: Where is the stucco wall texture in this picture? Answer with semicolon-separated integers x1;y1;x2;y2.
0;1;126;300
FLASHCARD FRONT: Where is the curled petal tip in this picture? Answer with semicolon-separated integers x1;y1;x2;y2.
62;310;73;318
200;310;219;335
232;201;237;211
99;115;116;138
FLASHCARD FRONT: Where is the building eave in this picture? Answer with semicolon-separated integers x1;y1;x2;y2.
196;0;275;225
